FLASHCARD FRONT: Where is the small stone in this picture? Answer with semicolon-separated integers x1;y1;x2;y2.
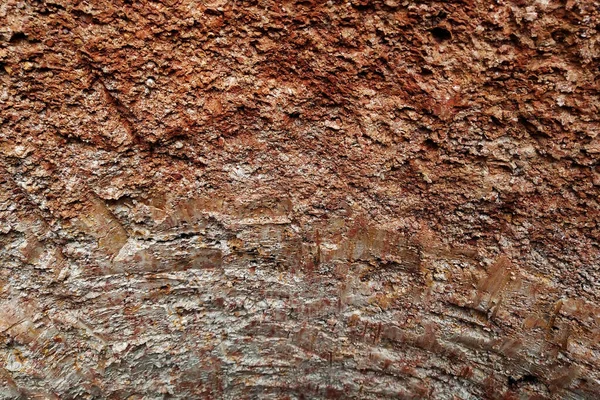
324;120;341;130
524;6;538;21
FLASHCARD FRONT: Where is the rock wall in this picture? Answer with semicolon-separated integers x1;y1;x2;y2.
1;0;599;398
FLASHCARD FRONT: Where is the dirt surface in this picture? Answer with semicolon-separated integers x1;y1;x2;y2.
1;0;600;398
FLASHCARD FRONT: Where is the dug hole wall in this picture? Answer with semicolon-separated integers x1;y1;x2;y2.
1;1;599;399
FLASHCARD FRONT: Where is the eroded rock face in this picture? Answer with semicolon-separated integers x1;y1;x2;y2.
1;0;599;398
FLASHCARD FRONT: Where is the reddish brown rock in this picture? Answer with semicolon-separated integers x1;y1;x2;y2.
1;0;599;398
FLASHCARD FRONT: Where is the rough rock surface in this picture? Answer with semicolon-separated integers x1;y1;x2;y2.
1;0;600;398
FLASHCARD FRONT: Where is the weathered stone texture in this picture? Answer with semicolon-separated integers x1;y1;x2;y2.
1;0;600;398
